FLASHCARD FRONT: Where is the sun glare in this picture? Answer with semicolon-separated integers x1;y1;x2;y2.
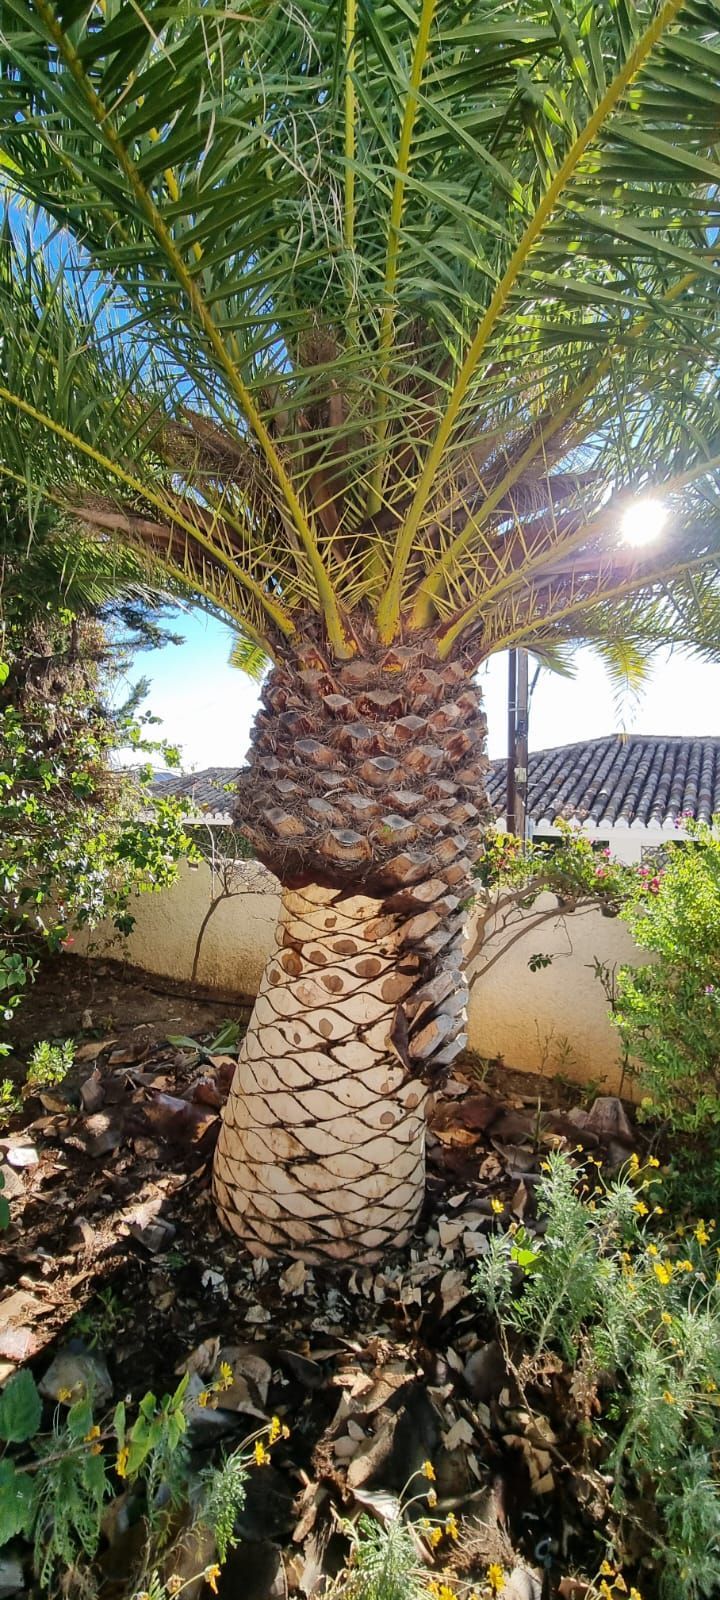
621;498;669;548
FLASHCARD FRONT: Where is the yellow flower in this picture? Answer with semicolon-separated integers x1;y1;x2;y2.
444;1512;459;1541
647;1245;658;1257
420;1518;431;1531
269;1416;282;1443
704;1379;718;1393
422;1459;436;1480
634;1200;649;1217
677;1259;694;1273
696;1221;711;1247
487;1564;505;1595
57;1387;73;1403
653;1206;664;1216
599;1584;614;1600
614;1579;628;1594
661;1312;673;1325
116;1445;129;1479
217;1361;234;1391
204;1566;221;1595
438;1588;458;1600
628;1153;640;1173
427;1488;438;1508
491;1198;505;1215
653;1261;673;1287
167;1579;183;1596
197;1389;211;1409
429;1527;443;1548
647;1156;660;1168
254;1441;270;1467
600;1561;616;1576
83;1423;102;1453
663;1390;676;1405
630;1589;643;1600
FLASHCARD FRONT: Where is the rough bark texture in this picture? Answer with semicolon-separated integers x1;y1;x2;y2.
212;627;490;1261
213;885;430;1261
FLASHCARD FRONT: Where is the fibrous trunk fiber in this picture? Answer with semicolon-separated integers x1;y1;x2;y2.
212;628;489;1262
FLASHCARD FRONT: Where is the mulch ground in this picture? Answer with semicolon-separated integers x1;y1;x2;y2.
0;955;643;1599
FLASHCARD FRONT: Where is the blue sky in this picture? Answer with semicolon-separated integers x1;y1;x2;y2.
126;608;720;771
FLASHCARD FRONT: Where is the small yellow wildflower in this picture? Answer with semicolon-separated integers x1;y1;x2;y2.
422;1459;436;1480
661;1311;673;1325
269;1416;282;1443
599;1583;614;1600
628;1153;640;1173
167;1579;183;1596
429;1526;443;1548
677;1259;694;1273
427;1585;441;1598
704;1379;718;1393
427;1487;438;1508
614;1579;628;1594
487;1564;505;1595
647;1156;660;1168
675;1223;686;1238
600;1561;616;1576
254;1441;270;1467
217;1361;234;1391
653;1261;673;1287
204;1566;221;1595
630;1589;644;1600
647;1244;658;1257
116;1445;129;1479
663;1390;676;1405
57;1387;73;1403
438;1587;458;1600
634;1201;649;1217
83;1423;103;1456
420;1518;431;1531
197;1389;211;1409
491;1198;505;1215
653;1206;664;1216
696;1221;711;1247
445;1512;459;1541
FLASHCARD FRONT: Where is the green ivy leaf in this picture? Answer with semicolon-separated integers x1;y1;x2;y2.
0;1460;35;1543
0;1368;42;1442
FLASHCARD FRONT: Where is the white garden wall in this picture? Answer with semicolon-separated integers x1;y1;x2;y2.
72;863;641;1092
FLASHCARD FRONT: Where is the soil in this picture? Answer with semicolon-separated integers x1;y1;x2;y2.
0;955;641;1600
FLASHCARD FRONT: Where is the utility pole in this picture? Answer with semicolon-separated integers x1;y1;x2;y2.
506;647;529;843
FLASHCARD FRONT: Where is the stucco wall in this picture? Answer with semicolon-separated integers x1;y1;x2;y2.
73;864;639;1091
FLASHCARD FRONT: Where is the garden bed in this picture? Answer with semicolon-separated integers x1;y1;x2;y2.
0;958;698;1600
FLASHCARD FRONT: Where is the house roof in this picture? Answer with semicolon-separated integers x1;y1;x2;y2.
155;734;720;832
486;734;720;827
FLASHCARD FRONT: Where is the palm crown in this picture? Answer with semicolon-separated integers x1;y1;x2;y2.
1;0;720;674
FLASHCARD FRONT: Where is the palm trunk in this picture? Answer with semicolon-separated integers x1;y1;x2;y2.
212;627;489;1262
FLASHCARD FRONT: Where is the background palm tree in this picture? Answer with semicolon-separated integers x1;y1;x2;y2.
2;0;720;1262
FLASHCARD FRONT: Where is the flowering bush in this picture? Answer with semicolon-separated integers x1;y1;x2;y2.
474;820;647;914
615;819;720;1135
474;1152;720;1600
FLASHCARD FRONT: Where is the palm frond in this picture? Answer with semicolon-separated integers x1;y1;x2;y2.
2;0;720;675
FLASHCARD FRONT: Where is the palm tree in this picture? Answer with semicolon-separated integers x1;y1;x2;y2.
2;0;720;1263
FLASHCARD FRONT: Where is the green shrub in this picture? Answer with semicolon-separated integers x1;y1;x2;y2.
474;1152;720;1598
26;1038;74;1091
615;820;720;1135
0;1360;274;1596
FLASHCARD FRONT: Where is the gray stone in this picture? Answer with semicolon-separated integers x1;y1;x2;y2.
40;1349;112;1406
0;1554;24;1597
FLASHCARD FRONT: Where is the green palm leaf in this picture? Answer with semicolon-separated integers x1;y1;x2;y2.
1;0;720;668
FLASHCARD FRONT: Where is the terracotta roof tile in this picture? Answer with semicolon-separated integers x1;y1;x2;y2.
486;735;720;827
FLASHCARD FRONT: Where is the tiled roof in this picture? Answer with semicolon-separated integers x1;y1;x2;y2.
157;767;243;821
486;735;720;827
154;735;720;832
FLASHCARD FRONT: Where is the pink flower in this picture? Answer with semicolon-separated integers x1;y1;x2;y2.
649;877;661;894
595;866;606;878
61;936;74;948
